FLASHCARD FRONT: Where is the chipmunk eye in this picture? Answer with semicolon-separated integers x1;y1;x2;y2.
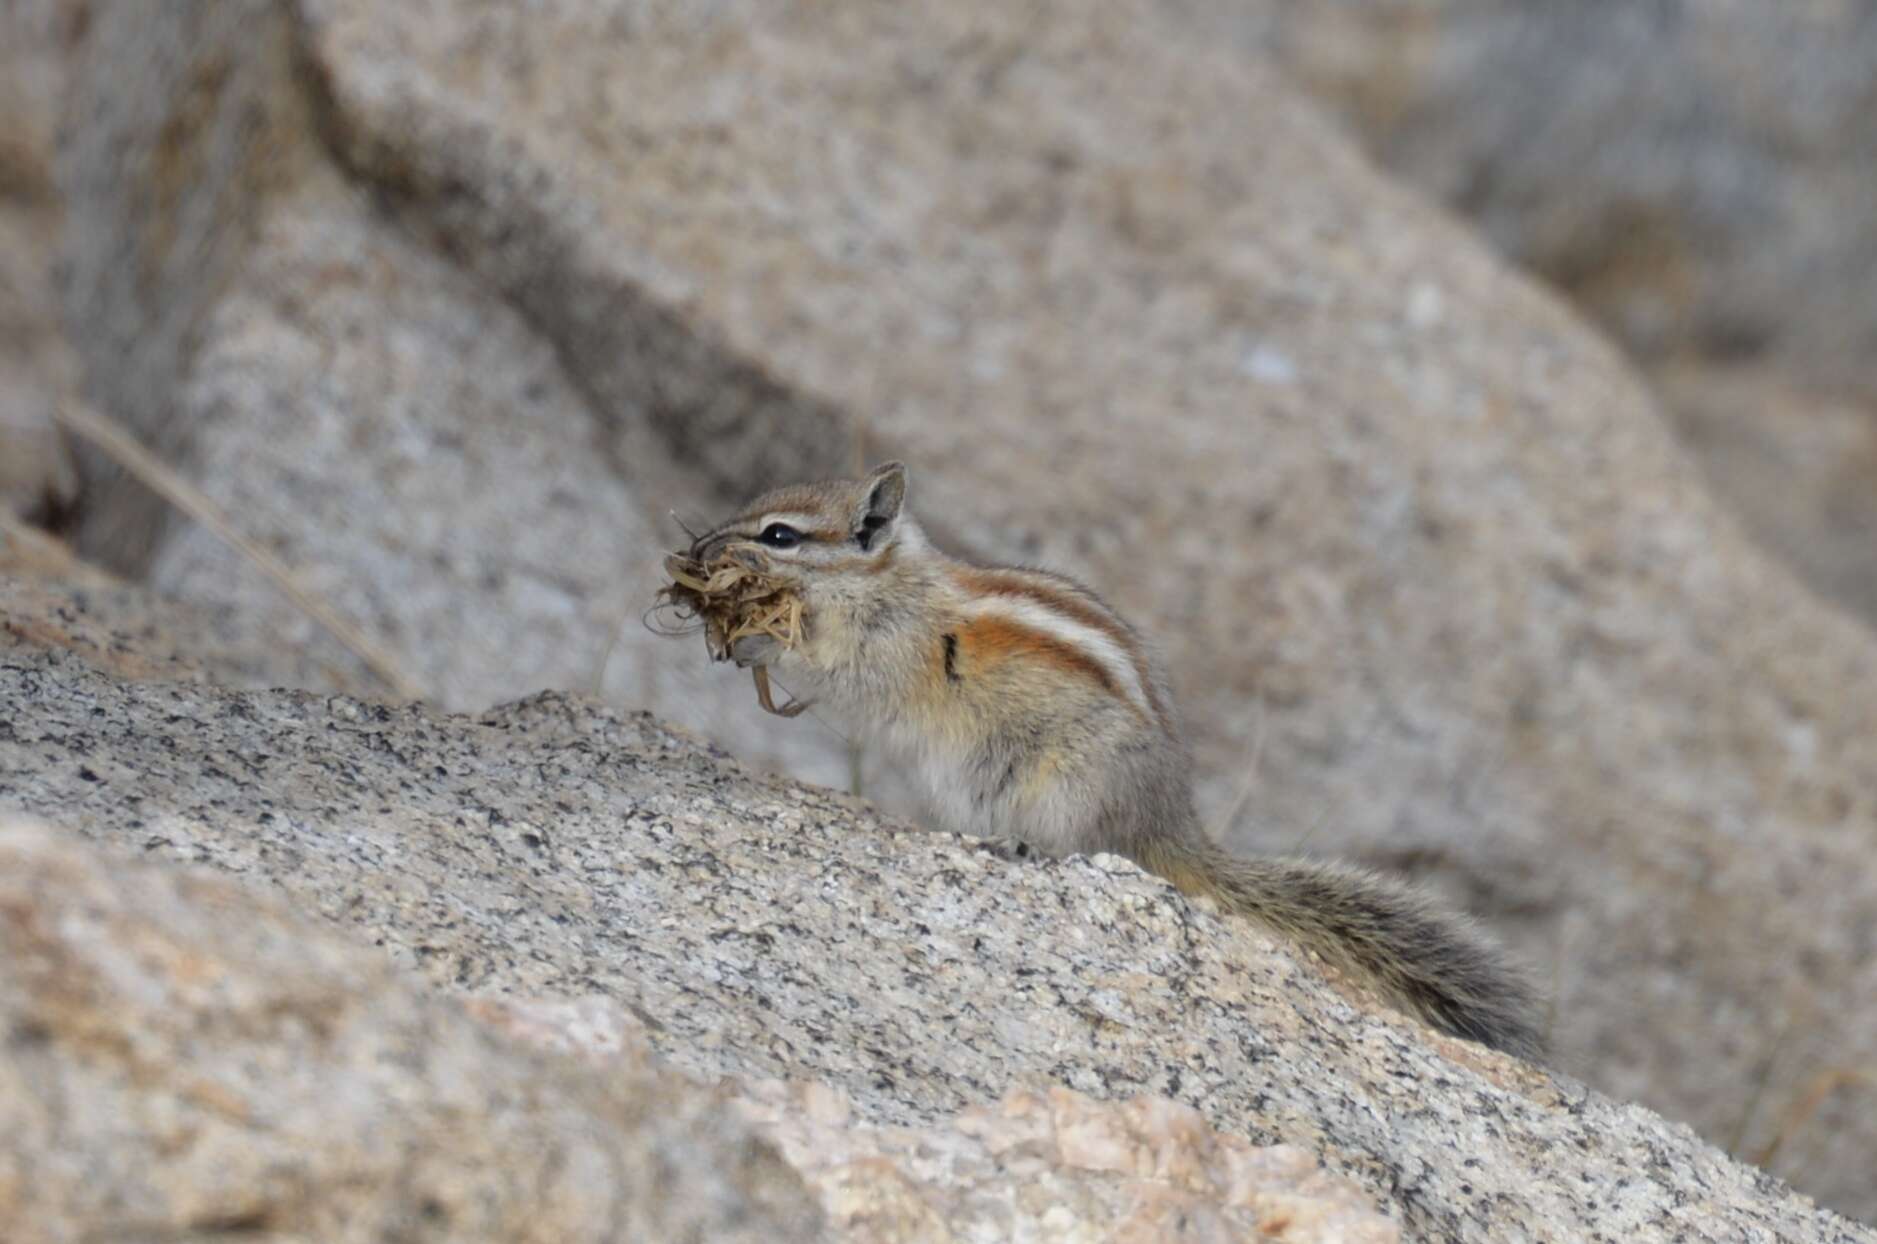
758;523;802;549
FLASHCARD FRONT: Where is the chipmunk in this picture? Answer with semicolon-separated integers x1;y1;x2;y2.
682;461;1543;1059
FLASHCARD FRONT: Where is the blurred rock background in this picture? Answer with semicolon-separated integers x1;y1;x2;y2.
0;0;81;522
4;0;1877;1226
1185;0;1877;621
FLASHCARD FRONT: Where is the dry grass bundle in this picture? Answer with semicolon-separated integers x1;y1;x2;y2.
653;551;812;717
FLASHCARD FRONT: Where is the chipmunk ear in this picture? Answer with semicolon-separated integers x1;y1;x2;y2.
861;461;907;522
854;461;907;550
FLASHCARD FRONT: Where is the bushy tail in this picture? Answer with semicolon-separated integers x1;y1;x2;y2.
1136;840;1544;1060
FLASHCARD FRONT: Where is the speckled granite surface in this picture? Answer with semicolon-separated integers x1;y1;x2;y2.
2;646;1865;1243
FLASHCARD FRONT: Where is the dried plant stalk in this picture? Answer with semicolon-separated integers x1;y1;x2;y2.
57;401;425;702
655;551;813;717
751;665;811;718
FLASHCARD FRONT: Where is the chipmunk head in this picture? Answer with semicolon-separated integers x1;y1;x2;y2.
690;461;914;588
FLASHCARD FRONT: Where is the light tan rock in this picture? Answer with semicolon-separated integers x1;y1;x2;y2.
0;0;81;520
52;0;844;795
47;0;1877;1218
1225;0;1877;388
291;0;1877;1217
1199;1;1877;633
0;820;824;1244
473;995;1399;1244
0;517;359;691
2;647;1870;1244
1656;364;1877;625
0;514;113;586
0;567;361;692
745;1083;1399;1244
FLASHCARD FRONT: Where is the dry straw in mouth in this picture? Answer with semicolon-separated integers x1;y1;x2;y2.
654;552;812;717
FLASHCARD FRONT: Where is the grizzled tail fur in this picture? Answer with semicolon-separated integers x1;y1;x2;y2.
1136;839;1544;1060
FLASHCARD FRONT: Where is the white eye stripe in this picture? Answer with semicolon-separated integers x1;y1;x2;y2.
960;595;1155;717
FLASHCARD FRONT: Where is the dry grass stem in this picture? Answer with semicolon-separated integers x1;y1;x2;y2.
56;402;426;702
751;665;812;717
1753;1064;1877;1170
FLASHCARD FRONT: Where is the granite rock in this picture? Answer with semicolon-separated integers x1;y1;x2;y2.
477;995;1399;1244
1206;0;1877;628
295;0;1877;1217
0;0;80;520
44;0;1877;1217
53;0;837;789
1;518;363;692
0;819;824;1243
1227;0;1877;386
1;645;1869;1244
738;1082;1400;1244
1655;364;1877;626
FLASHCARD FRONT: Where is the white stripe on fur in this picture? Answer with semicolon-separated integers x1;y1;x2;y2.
960;592;1154;716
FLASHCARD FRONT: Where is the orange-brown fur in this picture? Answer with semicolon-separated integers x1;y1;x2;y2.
952;568;1168;719
952;615;1129;708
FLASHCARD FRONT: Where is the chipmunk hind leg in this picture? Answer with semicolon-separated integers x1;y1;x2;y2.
1136;841;1545;1061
